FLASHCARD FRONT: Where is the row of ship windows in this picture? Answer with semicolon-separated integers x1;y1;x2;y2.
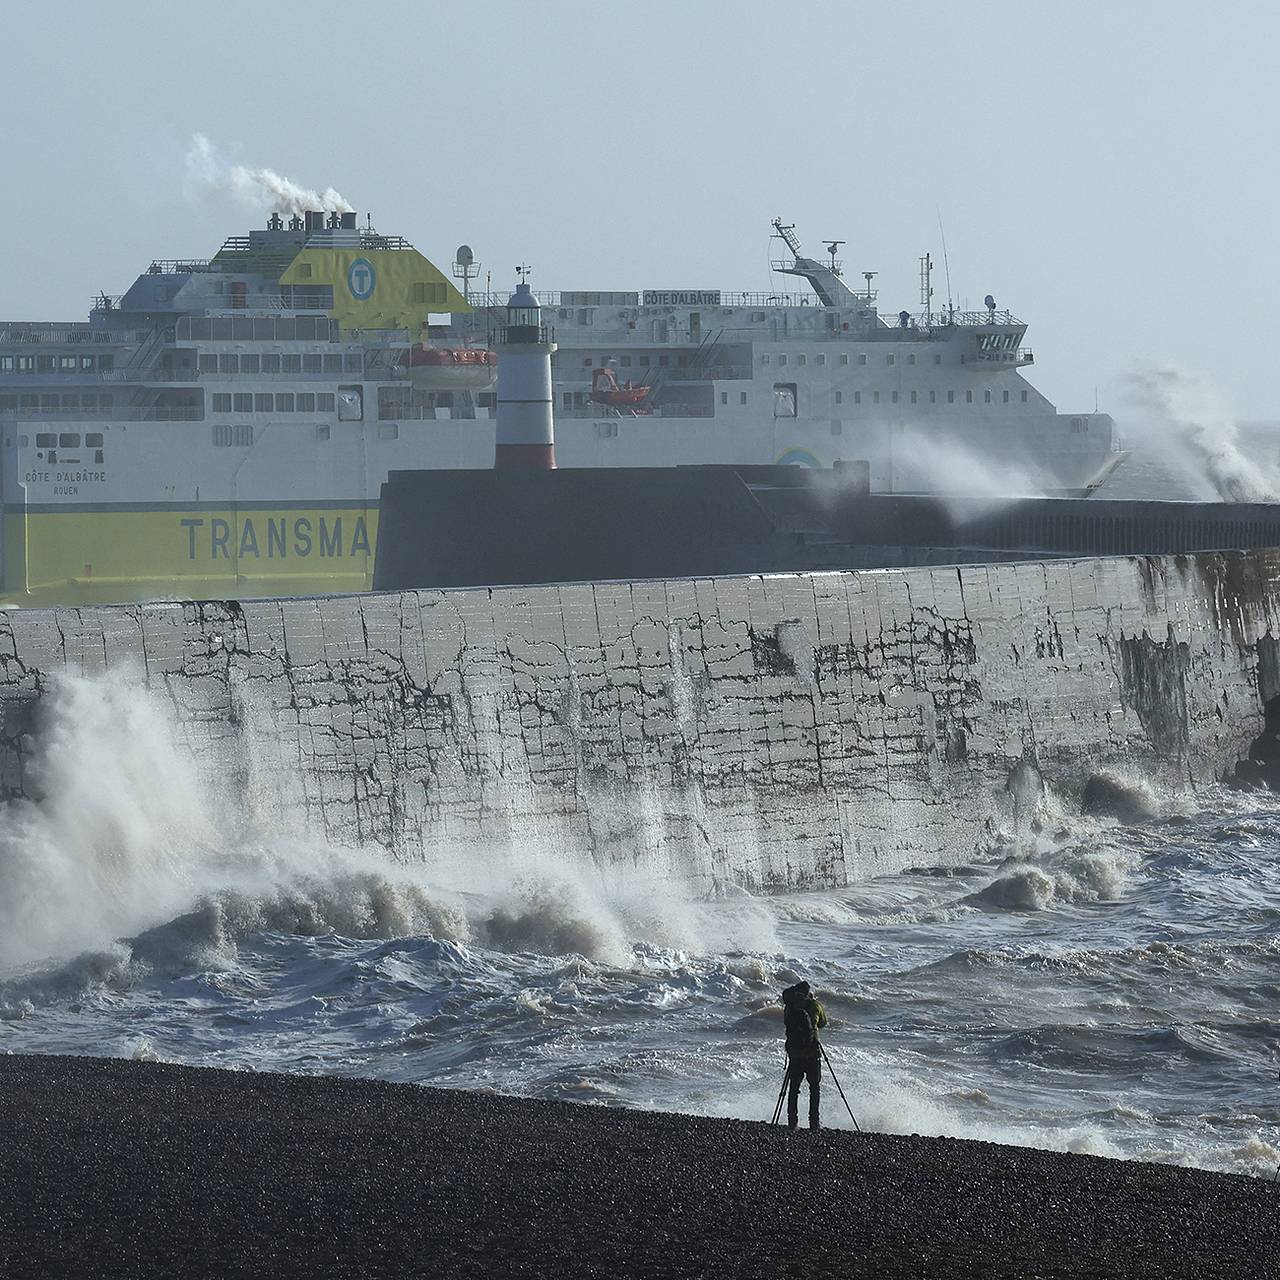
762;352;940;367
212;392;337;414
1;393;115;414
29;432;106;449
15;423;415;450
177;316;340;342
767;387;1033;407
1;354;116;373
199;352;364;375
208;423;405;447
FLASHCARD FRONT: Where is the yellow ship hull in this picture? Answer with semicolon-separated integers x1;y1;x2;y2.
2;503;378;607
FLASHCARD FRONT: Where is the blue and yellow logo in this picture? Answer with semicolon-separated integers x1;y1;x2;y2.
347;258;376;300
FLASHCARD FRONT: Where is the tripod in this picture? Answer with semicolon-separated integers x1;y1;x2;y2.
770;1043;861;1131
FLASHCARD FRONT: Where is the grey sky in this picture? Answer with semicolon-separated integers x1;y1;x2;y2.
5;0;1277;418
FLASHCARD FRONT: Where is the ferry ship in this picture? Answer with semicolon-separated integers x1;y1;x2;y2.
0;212;1118;606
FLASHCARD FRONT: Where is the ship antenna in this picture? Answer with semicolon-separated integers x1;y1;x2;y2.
936;206;955;317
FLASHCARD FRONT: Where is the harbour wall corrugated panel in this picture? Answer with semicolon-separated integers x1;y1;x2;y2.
0;550;1275;890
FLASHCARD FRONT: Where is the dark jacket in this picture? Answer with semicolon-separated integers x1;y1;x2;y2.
783;993;828;1058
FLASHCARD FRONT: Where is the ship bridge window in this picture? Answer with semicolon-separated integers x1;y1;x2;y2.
199;354;218;373
255;394;273;412
620;356;631;367
297;392;316;412
639;356;650;367
584;358;593;367
302;354;322;373
343;354;363;374
948;390;955;403
1021;389;1029;402
887;354;895;366
58;433;80;448
778;355;787;366
16;356;34;373
317;424;330;441
816;354;825;366
318;392;335;412
966;390;973;403
58;356;76;371
282;354;301;373
858;354;867;365
773;383;797;418
740;392;747;404
219;355;238;374
839;354;848;366
984;390;992;403
797;354;807;366
233;424;253;447
835;391;843;404
37;356;53;373
233;392;252;412
240;355;260;374
261;354;281;374
35;433;55;448
85;433;103;448
907;354;916;365
322;354;342;373
275;393;295;412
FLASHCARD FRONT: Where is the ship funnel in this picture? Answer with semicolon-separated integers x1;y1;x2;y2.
303;210;325;233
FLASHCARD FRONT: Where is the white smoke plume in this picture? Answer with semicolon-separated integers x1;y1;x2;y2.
1124;365;1278;504
184;133;353;217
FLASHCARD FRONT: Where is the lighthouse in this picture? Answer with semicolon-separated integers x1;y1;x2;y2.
494;277;557;470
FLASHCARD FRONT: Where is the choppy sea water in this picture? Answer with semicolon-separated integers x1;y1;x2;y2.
2;674;1279;1179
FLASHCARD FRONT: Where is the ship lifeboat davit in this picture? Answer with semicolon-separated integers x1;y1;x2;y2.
590;365;652;412
406;345;497;391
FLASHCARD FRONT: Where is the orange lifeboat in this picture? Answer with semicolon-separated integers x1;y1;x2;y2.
406;345;497;391
590;365;651;412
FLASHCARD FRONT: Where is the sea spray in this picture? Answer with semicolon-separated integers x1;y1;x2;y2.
1123;365;1279;503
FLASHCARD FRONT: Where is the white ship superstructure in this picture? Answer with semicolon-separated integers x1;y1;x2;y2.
0;213;1117;605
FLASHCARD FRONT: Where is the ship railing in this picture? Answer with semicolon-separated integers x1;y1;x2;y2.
884;309;1024;330
145;259;216;275
0;325;147;344
663;365;753;382
457;289;893;312
1;407;204;422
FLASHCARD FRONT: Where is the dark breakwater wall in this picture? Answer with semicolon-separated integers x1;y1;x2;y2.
0;550;1277;889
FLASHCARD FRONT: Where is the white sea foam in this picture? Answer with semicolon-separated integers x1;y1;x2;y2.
1;671;1278;1181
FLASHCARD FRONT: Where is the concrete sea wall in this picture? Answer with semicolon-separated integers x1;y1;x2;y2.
1;550;1277;890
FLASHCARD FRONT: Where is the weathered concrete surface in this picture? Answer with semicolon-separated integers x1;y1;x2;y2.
0;550;1277;890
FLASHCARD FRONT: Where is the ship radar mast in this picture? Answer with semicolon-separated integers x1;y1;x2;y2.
770;218;857;307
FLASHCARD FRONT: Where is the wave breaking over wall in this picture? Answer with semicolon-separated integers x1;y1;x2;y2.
0;550;1277;891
